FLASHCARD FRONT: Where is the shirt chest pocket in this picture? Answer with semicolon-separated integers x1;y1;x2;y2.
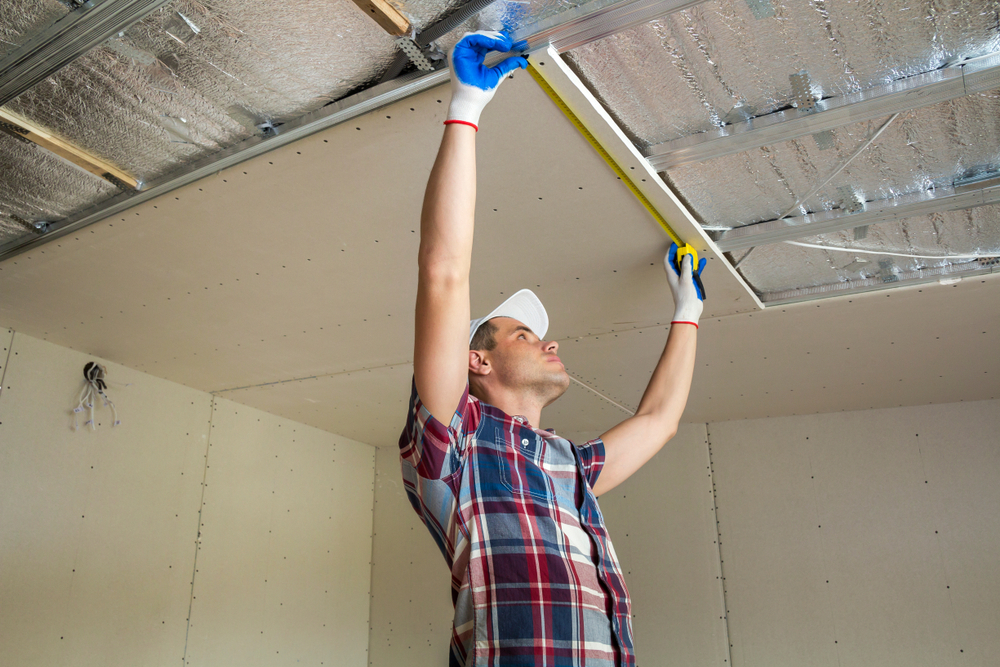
497;426;550;500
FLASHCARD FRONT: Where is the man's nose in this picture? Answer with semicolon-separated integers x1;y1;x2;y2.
544;339;559;353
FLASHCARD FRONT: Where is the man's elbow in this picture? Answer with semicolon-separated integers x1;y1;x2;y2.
418;254;468;290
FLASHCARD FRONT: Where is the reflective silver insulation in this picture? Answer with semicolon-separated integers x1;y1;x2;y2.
666;89;1000;227
0;130;119;244
564;0;1000;146
738;203;1000;295
562;0;999;297
0;0;68;56
1;0;400;187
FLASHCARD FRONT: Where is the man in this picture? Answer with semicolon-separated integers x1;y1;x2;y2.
399;31;707;667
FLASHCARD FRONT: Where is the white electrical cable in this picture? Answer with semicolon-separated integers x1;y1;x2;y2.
74;362;121;430
783;239;1000;260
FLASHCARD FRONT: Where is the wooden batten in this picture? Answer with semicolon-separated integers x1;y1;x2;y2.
0;107;139;190
348;0;411;36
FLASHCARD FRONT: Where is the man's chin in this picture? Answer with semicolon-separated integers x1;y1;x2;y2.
543;372;571;406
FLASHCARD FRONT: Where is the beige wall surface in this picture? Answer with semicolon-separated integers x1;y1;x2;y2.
709;400;1000;667
368;445;454;666
0;329;377;666
367;423;730;667
0;330;212;665
186;397;376;667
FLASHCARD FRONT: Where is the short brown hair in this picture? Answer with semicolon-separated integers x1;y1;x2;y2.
470;319;498;352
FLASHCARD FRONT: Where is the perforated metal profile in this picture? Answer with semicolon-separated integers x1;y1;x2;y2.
760;258;998;305
0;0;172;107
644;51;1000;171
715;180;1000;251
515;0;706;53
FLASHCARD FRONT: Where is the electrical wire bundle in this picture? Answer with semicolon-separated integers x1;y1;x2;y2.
74;362;120;430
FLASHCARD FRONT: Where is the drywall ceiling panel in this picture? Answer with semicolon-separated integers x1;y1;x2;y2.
0;73;756;397
554;275;1000;425
0;0;400;245
215;363;415;449
564;0;1000;147
216;361;630;449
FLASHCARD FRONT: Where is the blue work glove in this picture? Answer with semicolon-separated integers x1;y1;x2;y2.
664;243;707;327
446;31;528;131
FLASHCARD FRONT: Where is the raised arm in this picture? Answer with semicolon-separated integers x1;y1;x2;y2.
413;32;527;423
592;246;707;496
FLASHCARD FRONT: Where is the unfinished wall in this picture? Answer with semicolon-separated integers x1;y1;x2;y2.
710;399;1000;667
368;400;1000;667
368;445;454;666
0;328;376;666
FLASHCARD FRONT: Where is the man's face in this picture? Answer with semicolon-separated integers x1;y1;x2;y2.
485;317;570;406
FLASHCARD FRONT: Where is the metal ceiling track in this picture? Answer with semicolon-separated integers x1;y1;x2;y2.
715;175;1000;252
644;50;1000;171
0;0;708;262
759;258;999;306
0;0;172;107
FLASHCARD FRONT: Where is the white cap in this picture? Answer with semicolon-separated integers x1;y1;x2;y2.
469;289;549;345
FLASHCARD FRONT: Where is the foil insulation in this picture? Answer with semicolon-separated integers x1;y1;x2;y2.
736;204;1000;295
565;0;1000;147
0;130;119;245
0;0;67;57
2;0;399;189
665;89;1000;227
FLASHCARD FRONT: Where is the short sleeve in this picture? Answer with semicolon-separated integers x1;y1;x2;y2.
575;437;606;490
398;377;480;484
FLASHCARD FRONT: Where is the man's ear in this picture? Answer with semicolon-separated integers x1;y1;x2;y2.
469;349;491;377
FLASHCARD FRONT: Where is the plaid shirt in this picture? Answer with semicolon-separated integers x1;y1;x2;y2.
399;380;635;666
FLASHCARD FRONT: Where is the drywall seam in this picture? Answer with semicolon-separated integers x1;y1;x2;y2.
0;328;13;400
209;361;413;395
181;394;215;664
365;448;378;667
705;422;734;667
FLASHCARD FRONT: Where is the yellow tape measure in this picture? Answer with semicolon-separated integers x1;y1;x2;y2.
675;243;698;270
527;63;682;246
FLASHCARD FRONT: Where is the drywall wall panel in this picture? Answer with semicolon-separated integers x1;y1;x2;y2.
368;445;454;666
709;400;1000;667
0;330;211;666
0;72;755;402
597;422;730;667
185;397;376;667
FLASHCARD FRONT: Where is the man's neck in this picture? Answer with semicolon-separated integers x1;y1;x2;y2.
482;388;544;429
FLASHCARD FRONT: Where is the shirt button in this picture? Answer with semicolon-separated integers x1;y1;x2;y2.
521;438;530;446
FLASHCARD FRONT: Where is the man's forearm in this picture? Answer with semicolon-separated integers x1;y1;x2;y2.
418;124;478;277
634;323;697;431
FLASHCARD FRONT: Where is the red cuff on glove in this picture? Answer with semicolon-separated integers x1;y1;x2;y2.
444;119;479;131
